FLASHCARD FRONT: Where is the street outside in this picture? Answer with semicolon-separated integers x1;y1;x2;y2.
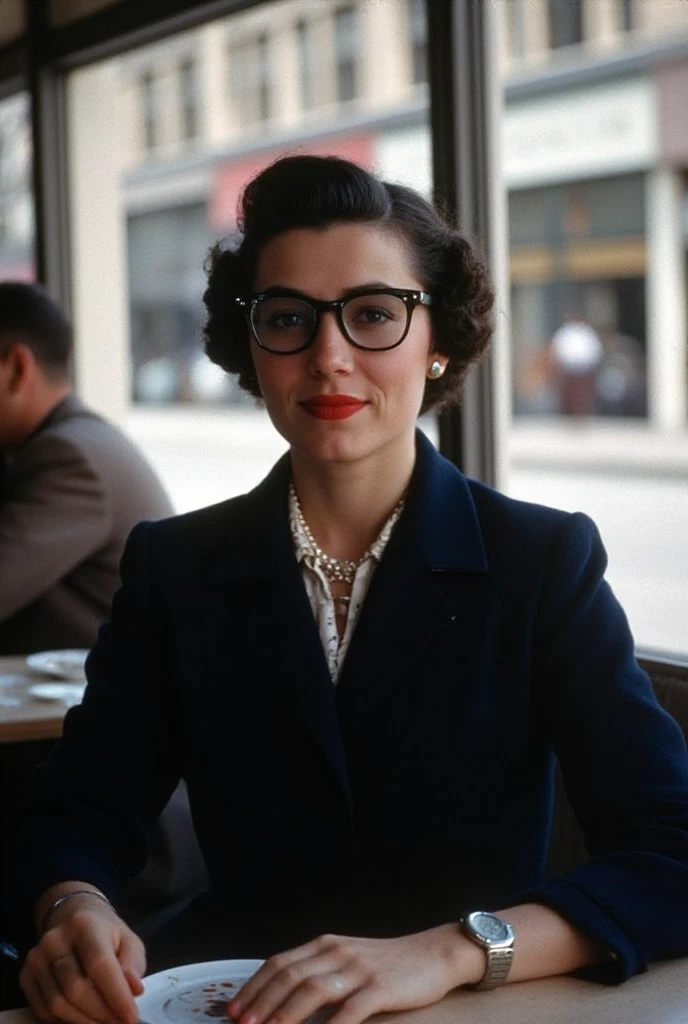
126;407;688;658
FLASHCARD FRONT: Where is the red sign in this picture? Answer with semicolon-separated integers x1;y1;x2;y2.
209;133;374;232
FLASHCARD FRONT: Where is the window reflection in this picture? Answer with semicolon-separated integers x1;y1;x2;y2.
334;5;359;103
0;93;33;282
547;0;583;49
408;0;427;86
179;57;199;142
139;71;157;152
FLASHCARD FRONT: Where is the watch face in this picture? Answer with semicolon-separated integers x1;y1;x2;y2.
471;912;511;943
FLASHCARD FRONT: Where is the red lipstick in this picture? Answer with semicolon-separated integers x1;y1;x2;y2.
300;395;366;420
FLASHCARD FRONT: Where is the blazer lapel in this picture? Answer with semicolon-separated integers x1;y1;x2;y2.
205;455;353;814
336;431;489;713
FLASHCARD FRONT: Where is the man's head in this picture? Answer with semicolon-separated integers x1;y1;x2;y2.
0;281;72;451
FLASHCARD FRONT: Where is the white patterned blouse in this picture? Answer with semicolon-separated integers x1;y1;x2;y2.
288;486;404;683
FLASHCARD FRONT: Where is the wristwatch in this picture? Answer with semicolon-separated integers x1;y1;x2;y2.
459;911;515;990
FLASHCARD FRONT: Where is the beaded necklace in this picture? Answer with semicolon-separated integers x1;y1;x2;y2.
290;484;405;586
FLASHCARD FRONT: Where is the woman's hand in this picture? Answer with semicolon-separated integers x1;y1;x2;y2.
226;924;482;1024
19;895;146;1024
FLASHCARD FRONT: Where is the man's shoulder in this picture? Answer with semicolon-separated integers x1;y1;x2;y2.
25;396;173;517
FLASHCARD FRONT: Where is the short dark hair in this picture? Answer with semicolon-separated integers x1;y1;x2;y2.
203;154;494;414
0;281;72;376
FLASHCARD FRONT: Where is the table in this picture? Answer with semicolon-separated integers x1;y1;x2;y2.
1;958;688;1023
0;656;73;744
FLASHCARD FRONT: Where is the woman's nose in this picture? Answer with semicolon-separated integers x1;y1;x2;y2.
306;311;354;374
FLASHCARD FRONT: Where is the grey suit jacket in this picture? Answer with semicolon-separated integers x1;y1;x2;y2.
0;394;173;654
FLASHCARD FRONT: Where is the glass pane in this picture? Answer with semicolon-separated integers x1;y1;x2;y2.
497;2;688;655
0;93;34;282
67;0;432;512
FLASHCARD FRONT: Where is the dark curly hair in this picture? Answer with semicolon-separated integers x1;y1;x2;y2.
203;154;494;414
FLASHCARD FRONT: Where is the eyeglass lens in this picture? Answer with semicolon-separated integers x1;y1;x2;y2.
252;293;410;352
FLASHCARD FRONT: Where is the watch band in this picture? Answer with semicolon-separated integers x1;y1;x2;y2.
474;943;514;990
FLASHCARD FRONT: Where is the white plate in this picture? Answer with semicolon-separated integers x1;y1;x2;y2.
28;682;87;705
136;960;332;1024
137;960;264;1024
26;649;89;681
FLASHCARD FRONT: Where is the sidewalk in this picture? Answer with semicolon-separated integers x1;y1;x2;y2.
508;417;688;479
128;407;688;483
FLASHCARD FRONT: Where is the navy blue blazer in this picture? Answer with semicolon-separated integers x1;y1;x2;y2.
11;432;688;979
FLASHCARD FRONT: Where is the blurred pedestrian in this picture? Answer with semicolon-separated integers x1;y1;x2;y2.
549;314;603;416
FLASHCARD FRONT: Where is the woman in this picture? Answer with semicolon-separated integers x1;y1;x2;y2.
9;155;688;1024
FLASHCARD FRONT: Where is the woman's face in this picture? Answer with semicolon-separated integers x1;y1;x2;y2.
250;221;441;474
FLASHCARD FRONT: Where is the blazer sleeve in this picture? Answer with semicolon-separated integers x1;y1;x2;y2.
6;521;181;943
524;511;688;980
0;433;111;620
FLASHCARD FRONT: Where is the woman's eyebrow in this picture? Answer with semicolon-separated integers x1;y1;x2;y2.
255;281;397;299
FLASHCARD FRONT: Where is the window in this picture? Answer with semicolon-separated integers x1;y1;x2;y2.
408;0;427;86
620;0;635;32
0;93;34;281
548;0;583;49
229;33;271;125
140;71;157;150
256;32;270;122
179;56;198;141
507;0;528;61
296;19;315;111
335;5;358;103
501;18;688;654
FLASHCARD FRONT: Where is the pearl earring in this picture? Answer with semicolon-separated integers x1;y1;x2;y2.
428;359;445;379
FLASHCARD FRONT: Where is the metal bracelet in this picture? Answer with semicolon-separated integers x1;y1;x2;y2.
41;889;113;934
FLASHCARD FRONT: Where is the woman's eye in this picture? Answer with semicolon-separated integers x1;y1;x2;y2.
267;311;308;330
353;306;393;325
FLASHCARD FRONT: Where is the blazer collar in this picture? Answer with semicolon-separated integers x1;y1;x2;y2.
208;430;488;582
394;429;488;573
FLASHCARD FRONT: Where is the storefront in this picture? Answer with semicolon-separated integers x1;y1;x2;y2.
504;72;687;425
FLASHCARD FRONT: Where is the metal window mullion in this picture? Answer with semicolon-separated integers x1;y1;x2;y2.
27;1;71;314
428;0;497;484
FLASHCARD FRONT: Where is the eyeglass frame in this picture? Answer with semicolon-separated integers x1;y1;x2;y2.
235;287;434;354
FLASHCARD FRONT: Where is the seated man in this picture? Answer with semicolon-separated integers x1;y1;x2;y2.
0;281;173;655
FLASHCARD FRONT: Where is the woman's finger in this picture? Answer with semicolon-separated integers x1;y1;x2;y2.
31;959;104;1024
76;933;140;1024
245;970;358;1024
327;984;389;1024
51;952;117;1022
233;953;365;1024
22;974;55;1023
21;946;104;1024
117;931;147;996
122;964;145;997
228;935;344;1016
